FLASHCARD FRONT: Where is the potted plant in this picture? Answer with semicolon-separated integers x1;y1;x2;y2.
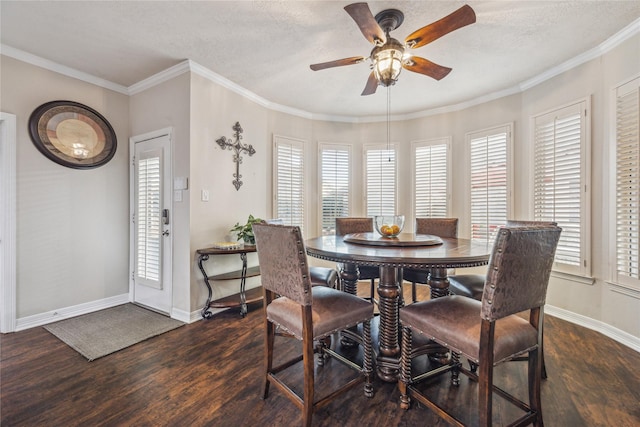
230;214;263;245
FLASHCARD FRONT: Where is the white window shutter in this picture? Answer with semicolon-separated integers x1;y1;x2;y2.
365;146;396;216
136;151;162;287
319;144;350;235
615;78;640;285
533;100;589;276
468;126;510;242
274;136;305;235
414;140;449;218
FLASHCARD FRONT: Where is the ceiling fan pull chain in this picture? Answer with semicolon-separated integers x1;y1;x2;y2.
387;86;392;162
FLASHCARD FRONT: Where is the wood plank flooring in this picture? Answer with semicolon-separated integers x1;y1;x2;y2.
2;288;639;426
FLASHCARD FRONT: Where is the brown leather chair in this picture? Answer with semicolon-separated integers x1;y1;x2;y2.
266;219;338;288
448;220;557;378
398;225;561;427
402;218;459;303
335;217;379;301
253;223;374;427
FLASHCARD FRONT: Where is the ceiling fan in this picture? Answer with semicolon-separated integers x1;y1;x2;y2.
310;2;476;95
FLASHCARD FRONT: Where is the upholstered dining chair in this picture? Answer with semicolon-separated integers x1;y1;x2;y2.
448;220;558;378
335;217;380;302
253;223;374;427
266;219;338;289
402;217;459;303
398;224;561;427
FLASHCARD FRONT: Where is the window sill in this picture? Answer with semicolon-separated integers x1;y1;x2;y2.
550;270;595;285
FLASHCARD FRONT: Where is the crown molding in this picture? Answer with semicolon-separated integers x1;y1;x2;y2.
127;60;192;95
520;16;640;92
0;44;129;95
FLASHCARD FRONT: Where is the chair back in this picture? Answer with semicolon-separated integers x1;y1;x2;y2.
481;225;561;321
415;218;458;238
253;223;313;306
335;217;373;236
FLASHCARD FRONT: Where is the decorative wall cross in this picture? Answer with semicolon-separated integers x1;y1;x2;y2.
216;122;256;191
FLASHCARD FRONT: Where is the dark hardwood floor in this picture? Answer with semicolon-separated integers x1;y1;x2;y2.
2;285;640;426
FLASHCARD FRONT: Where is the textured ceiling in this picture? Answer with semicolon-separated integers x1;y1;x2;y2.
1;1;639;119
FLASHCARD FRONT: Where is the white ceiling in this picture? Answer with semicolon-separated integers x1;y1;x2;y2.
2;1;639;119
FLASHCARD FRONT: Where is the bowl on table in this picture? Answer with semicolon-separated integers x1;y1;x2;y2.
374;215;405;238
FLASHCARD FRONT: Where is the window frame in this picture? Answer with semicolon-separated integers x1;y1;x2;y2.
318;142;352;236
272;134;306;236
530;97;591;278
363;143;398;217
465;123;514;243
610;76;640;290
411;137;452;228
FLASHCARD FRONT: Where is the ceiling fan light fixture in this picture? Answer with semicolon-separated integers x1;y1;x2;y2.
372;40;404;87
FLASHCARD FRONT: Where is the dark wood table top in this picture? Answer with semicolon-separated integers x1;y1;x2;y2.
305;233;492;269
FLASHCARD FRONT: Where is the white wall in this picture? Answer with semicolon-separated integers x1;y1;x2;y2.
0;56;130;320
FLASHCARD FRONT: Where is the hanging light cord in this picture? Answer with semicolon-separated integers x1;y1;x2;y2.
386;86;391;162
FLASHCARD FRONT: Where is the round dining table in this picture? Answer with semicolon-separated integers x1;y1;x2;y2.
305;232;492;381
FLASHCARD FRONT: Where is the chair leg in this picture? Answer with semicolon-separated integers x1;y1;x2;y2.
478;322;495;427
370;279;375;304
450;352;460;386
262;319;275;399
528;348;544;427
363;319;374;398
302;331;315;427
399;326;412;410
540;334;548;379
411;282;417;303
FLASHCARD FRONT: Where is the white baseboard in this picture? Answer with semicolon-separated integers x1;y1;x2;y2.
14;296;639;355
15;293;130;331
182;307;231;324
546;305;640;353
13;295;230;331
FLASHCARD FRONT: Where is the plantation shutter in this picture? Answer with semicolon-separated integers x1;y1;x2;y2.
320;144;350;235
533;101;587;275
274;136;305;235
136;149;162;288
414;141;449;218
365;146;396;216
469;127;509;242
615;78;640;284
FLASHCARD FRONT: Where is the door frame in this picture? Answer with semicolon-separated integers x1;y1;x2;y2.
0;112;17;333
129;127;174;314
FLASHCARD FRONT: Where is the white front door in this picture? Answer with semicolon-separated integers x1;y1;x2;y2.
130;129;172;314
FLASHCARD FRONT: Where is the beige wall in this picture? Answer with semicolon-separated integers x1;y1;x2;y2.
129;73;191;314
1;56;130;318
188;72;269;310
2;31;638;343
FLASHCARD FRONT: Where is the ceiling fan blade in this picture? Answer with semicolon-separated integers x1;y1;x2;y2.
405;5;476;49
403;56;452;81
361;71;378;96
310;56;367;71
344;2;386;45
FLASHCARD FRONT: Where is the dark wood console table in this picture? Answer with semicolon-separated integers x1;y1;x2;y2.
196;245;261;318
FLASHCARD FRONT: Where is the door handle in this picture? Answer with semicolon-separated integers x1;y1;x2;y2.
162;209;170;225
